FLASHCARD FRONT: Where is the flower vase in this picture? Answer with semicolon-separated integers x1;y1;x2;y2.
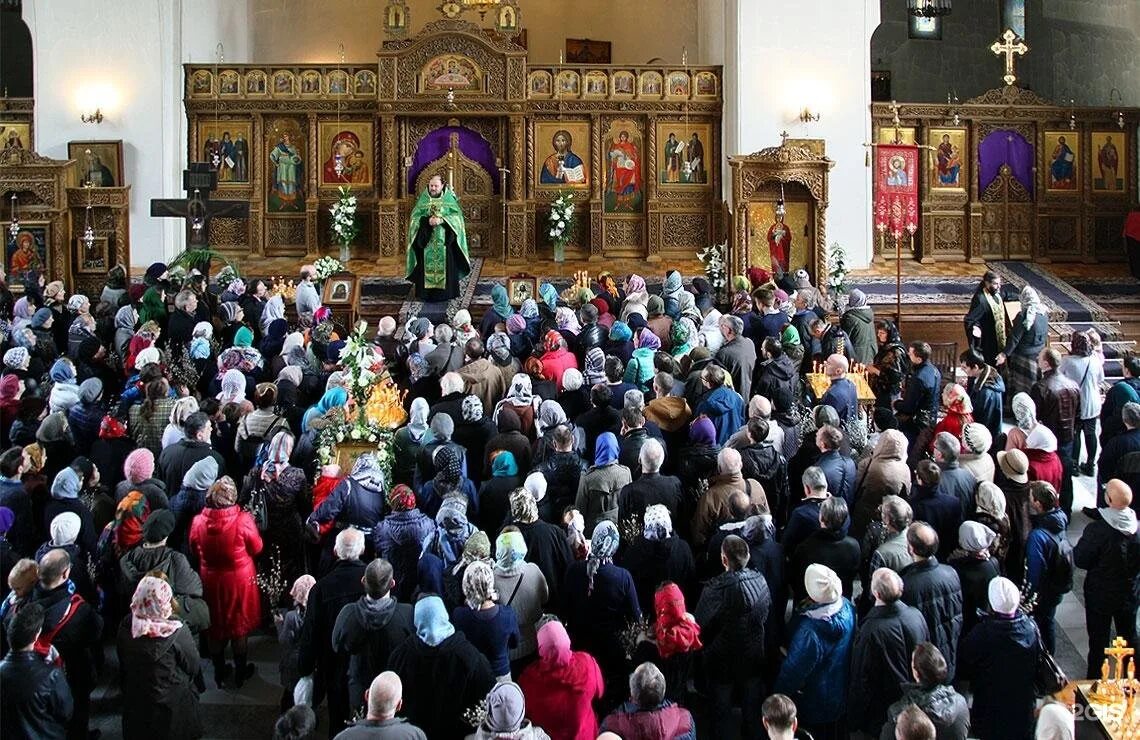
553;242;565;263
338;242;351;264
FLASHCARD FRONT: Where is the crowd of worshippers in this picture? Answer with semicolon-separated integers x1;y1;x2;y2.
0;262;1138;740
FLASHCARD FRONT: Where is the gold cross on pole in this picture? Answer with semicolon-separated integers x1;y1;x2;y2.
1106;636;1135;679
779;130;789;147
991;29;1028;87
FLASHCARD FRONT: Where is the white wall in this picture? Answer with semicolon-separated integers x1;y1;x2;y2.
23;0;250;269
724;0;879;268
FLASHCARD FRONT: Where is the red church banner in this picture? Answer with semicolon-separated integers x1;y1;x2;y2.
874;144;920;239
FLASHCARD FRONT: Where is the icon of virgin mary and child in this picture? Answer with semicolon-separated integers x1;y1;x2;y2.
322;130;370;185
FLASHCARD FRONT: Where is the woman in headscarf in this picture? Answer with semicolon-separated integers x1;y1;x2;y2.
112;304;139;359
630;581;702;703
388;595;497;740
421;496;477;574
1000;285;1049;398
840;288;877;364
189;476;263;688
11;295;35;336
932;383;974;451
661;270;685;320
554;306;581;338
451;560;521;681
482;284;515;338
419;443;478;519
138;286;168;344
0;374;22;448
37;411;76;483
494;373;540;443
260;318;289;371
575;432;631;536
539;282;560;315
373;483;435;602
972;480;1012;563
697;307;725;354
520;298;542;339
161;396;199;450
563;519;640;694
116;577;202;740
620;274;649;323
670;316;697;359
405;352;439;408
300;385;348;433
867;319;909;408
493;529;549;669
216;367;253;415
259;293;285;338
391;397;432;487
468;680;550;740
851;428;911;541
217;301;245;349
539;330;578;394
1025;422;1063;492
618;506;696;622
623;329;661;392
251;431;308;596
948;521;1001;638
676;415;720;500
518;619;604;740
730;275;753;318
582;347;607;388
108;489;151;558
88;413;134;493
451;308;479;347
532;399;575;462
1005;392;1038;452
476;450;521;534
274;365;305;437
604;321;635;366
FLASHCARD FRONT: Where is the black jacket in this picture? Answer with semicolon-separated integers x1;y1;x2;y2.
157;440;225;498
617;473;684;527
848;601;930;735
514;518;573;605
297;558;366;677
948;554;1001;637
618;536;696;614
880;683;970;740
754;355;800;421
575;322;608;364
618;427;652;479
899;558;963;681
115;620;202;740
1075;510;1140;614
791;528;861;600
332;595;415;713
958;612;1039;740
0;651;73;740
576;404;622;458
694;568;771;679
32;583;103;695
536;451;587;521
389;632;495;740
739;441;791;524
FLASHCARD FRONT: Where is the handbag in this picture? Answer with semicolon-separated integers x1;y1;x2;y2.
1034;628;1069;696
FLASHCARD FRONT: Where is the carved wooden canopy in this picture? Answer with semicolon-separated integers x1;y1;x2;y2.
728;144;835;281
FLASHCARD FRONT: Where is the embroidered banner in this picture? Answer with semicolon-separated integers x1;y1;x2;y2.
874;144;920;239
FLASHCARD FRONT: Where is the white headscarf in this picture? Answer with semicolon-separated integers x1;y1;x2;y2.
217;368;247;405
1020;286;1041;329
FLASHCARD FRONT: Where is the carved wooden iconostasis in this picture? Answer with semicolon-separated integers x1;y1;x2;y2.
183;19;723;265
728;143;835;282
871;85;1139;264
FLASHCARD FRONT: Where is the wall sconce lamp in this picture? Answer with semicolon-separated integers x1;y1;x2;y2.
1068;100;1077;131
80;108;103;124
947;90;960;126
799;107;820;123
1110;88;1126;129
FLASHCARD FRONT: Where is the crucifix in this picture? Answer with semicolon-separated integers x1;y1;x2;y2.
991;29;1029;87
150;163;249;248
779;130;789;147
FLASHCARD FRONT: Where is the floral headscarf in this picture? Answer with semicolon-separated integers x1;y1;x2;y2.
543;329;564;354
387;483;417;512
261;431;294;482
643;504;673;541
289;574;317;608
130;576;182;639
504;373;534;406
586;520;620;594
555;307;581;333
626;274;647;296
942;383;973;415
461;395;483;423
495;530;528;576
351;452;386;493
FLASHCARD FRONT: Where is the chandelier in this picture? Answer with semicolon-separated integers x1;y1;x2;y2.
908;0;951;17
462;0;500;18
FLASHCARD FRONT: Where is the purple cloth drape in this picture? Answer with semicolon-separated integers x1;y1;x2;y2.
978;130;1034;196
407;126;500;195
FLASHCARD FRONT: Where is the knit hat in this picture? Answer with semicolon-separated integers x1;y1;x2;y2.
562;367;584;392
183;456;219;491
805;563;841;604
142;509;176;543
997;448;1029;483
79;378;103;404
3;347;28;370
988;576;1020;616
50;511;82;545
483;682;527;734
958;520;997;554
51;467;81;500
30;307;53;328
123;448;155;483
37;412;70;443
523;471;547;502
962;422;992;455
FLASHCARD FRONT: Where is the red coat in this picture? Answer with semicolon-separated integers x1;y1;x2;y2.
310;474;343;540
541;347;579;394
189;505;263;640
1025;448;1063;492
517;649;604;740
932;411;973;452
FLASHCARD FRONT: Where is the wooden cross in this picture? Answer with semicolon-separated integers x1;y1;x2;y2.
150;163;249;248
1106;636;1135;679
779;130;789;147
991;29;1029;87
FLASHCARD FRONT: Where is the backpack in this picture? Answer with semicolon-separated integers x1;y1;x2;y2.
33;594;84;668
1045;531;1075;596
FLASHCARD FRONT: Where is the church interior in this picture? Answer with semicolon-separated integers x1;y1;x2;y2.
3;0;1140;737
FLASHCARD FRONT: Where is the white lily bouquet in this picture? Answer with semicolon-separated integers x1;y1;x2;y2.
827;241;850;295
313;256;344;283
697;242;728;301
548;192;576;262
329;185;359;262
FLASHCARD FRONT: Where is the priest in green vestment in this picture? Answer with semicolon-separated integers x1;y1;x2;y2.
405;175;472;302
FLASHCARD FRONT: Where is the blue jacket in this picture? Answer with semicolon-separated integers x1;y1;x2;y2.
310;477;388;531
967;370;1005;443
896;361;941;424
774;598;857;725
910;484;963;561
695;385;745;447
816;450;856;505
1025;508;1069;606
782;497;850;555
821;377;859;423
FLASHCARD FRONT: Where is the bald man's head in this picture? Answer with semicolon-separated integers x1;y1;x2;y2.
1107;479;1134;510
367;671;402;720
906;522;939;560
38;548;71;588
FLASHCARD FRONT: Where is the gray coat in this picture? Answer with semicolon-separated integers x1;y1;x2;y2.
575;462;632;536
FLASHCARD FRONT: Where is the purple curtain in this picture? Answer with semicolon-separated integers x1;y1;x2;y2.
978;129;1034;196
407;126;500;195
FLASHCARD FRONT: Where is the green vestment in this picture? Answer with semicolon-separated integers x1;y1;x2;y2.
405;187;471;298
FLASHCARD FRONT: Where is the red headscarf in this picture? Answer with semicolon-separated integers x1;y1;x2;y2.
654;582;703;658
99;415;128;439
543;329;564;354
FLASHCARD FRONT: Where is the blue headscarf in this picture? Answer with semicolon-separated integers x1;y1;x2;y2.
609;321;633;343
50;359;76;385
414;595;456;647
491;451;519;478
301;386;349;432
520;299;539;321
539;283;558;312
491;284;513;320
594;432;620;466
